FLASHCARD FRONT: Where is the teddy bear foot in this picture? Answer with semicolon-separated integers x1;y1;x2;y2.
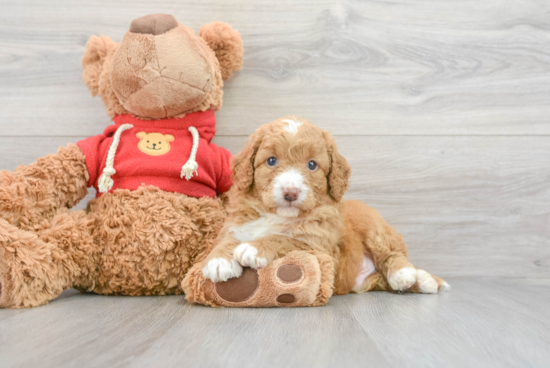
0;218;69;309
0;273;10;309
214;264;303;304
182;251;335;307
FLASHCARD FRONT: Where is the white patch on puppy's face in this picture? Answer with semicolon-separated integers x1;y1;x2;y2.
282;118;303;134
272;168;309;217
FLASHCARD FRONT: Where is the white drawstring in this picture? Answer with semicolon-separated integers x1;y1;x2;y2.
98;124;134;193
97;123;200;193
181;126;200;180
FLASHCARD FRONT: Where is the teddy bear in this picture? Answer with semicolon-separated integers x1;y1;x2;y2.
0;13;246;308
0;13;339;309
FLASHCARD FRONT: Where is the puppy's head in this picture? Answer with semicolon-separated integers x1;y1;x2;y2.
232;116;351;217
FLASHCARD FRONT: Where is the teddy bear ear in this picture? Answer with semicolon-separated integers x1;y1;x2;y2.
82;35;118;96
164;134;175;142
199;22;244;80
136;132;147;139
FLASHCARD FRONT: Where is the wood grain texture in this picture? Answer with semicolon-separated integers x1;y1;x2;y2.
0;278;549;368
1;0;550;136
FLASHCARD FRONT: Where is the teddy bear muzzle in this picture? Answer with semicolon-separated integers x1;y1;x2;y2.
129;14;179;36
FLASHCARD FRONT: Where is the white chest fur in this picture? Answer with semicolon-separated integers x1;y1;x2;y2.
230;214;294;243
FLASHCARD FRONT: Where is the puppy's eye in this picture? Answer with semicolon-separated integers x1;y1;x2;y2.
266;157;278;167
147;140;149;143
307;160;318;171
158;142;161;144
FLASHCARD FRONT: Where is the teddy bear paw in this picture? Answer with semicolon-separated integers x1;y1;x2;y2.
215;267;260;303
184;251;334;307
215;263;305;305
202;258;243;282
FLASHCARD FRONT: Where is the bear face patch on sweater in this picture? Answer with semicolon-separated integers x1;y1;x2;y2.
136;132;175;156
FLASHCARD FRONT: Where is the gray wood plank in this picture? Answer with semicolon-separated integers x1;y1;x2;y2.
345;277;550;368
0;278;549;368
1;0;550;136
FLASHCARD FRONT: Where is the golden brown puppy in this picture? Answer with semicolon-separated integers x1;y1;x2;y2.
202;117;450;295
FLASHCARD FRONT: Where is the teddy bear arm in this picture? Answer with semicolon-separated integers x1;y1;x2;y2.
0;144;89;229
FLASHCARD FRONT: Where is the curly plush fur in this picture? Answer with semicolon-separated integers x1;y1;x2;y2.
0;14;243;308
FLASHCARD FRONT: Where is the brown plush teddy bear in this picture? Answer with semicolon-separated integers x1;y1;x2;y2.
0;14;250;308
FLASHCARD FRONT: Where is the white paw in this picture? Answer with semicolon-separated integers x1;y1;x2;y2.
388;267;417;291
233;243;268;269
202;258;243;282
440;281;451;292
416;269;439;294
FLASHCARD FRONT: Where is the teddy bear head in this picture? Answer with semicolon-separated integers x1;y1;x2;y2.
82;14;243;120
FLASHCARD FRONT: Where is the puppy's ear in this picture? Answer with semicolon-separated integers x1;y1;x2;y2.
200;22;244;80
322;130;351;202
231;126;267;194
82;35;118;96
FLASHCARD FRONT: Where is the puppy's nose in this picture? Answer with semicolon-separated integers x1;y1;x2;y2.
130;14;178;35
283;188;300;202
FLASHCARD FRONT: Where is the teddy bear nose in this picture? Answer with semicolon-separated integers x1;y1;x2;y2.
283;188;300;202
129;14;178;36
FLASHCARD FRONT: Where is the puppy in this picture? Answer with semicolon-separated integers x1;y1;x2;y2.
202;116;449;295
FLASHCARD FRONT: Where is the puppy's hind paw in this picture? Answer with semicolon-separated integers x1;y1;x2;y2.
415;269;439;294
439;281;451;292
388;267;417;292
233;243;268;269
202;258;243;282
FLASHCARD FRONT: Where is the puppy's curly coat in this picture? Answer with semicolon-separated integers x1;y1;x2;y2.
202;116;450;297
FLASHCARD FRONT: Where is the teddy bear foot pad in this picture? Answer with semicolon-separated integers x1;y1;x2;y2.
215;264;304;304
182;251;334;307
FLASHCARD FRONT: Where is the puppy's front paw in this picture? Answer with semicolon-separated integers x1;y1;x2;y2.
202;258;243;282
388;267;417;292
233;243;268;269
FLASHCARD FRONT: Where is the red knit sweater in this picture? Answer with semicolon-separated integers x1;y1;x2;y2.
77;111;232;198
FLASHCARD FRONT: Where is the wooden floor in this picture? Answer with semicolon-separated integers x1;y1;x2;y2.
1;0;549;367
0;278;548;368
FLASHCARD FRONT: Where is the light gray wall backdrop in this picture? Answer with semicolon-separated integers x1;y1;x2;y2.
1;0;549;278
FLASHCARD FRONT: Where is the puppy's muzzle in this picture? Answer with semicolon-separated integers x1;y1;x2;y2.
283;187;300;202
